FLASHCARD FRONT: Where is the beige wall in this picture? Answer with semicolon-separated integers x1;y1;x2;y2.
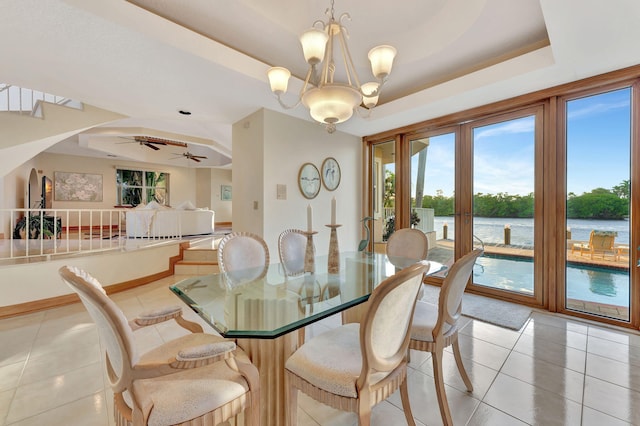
233;108;362;257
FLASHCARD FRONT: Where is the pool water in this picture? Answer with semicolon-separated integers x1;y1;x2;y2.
474;255;630;307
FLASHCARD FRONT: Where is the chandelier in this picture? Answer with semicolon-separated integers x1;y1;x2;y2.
267;0;397;133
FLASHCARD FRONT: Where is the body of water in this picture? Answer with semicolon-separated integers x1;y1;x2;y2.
433;216;629;246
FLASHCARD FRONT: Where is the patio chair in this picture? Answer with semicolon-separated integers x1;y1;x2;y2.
571;230;618;260
59;265;260;426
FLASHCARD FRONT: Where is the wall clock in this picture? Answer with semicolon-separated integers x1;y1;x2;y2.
298;163;321;199
321;157;341;191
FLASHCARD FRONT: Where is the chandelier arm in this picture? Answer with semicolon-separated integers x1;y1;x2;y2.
321;25;334;85
274;94;301;110
336;26;361;89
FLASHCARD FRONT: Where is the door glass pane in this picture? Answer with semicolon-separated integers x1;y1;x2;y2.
472;115;536;295
371;141;395;252
565;88;631;321
410;133;455;266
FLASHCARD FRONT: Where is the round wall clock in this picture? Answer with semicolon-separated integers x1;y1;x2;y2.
321;157;341;191
298;163;321;199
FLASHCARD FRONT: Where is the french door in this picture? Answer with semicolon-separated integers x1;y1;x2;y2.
459;106;544;304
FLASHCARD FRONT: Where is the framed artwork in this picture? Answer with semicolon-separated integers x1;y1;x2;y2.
221;184;232;201
298;163;321;199
321;157;341;191
54;172;103;201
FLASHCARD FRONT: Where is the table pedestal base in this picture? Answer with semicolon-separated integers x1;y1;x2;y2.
238;332;299;426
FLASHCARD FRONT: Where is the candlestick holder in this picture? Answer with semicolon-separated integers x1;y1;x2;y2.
326;224;341;274
303;231;317;273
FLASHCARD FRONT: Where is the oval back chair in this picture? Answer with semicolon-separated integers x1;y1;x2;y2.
409;248;483;426
217;231;270;287
59;265;260;426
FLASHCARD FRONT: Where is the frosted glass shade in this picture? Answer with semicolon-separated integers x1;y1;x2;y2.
302;84;362;124
361;82;379;108
267;67;291;94
368;45;397;79
300;28;329;65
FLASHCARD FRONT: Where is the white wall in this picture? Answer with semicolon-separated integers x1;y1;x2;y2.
233;109;362;258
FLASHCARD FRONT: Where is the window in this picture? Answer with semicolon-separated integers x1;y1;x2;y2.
116;169;169;206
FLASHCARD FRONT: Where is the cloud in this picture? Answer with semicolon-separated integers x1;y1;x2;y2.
474;117;535;140
568;99;629;120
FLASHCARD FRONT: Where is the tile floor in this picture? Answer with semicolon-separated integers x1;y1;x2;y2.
1;275;640;425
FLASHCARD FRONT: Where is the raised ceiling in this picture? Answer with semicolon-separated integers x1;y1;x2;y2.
3;0;640;167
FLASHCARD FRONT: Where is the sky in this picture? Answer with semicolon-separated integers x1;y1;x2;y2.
403;87;631;198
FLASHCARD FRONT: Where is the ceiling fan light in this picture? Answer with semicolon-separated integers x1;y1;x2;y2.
267;67;291;94
300;28;329;65
302;84;362;125
368;45;397;80
361;82;380;108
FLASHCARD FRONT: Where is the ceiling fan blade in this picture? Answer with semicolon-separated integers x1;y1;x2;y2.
191;157;201;162
192;155;208;159
144;142;160;151
136;136;187;147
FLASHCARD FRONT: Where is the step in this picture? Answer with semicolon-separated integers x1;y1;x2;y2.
174;261;219;276
182;248;217;262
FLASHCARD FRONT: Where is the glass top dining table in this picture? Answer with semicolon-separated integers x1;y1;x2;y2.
170;251;444;339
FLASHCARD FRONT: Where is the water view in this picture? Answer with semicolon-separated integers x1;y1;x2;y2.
433;216;630;246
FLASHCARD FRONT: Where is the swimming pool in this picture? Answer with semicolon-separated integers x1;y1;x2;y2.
474;254;630;307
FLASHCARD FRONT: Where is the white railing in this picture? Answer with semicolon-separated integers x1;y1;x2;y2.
0;208;187;262
0;83;82;116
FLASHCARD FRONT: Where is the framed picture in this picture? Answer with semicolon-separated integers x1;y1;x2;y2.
298;163;321;199
321;157;341;191
221;184;232;201
54;172;103;201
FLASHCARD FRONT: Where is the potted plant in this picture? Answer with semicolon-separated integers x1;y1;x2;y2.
382;211;420;241
13;215;59;239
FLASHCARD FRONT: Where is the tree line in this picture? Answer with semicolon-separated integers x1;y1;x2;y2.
413;180;629;220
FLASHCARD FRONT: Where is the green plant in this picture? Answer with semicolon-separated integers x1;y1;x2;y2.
382;212;420;241
13;215;60;239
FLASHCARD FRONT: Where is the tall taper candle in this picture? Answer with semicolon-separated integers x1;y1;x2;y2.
331;197;336;225
307;204;313;232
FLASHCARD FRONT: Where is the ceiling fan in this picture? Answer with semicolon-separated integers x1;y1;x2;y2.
172;151;208;163
118;136;188;151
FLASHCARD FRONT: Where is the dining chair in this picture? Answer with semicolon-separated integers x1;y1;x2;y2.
285;261;429;426
386;228;429;268
58;265;260;426
218;231;270;287
278;228;308;277
409;248;483;426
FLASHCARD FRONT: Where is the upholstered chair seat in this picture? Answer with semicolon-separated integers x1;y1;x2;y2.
410;301;453;342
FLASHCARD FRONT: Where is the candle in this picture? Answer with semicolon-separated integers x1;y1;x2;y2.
307;204;313;232
331;197;336;225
